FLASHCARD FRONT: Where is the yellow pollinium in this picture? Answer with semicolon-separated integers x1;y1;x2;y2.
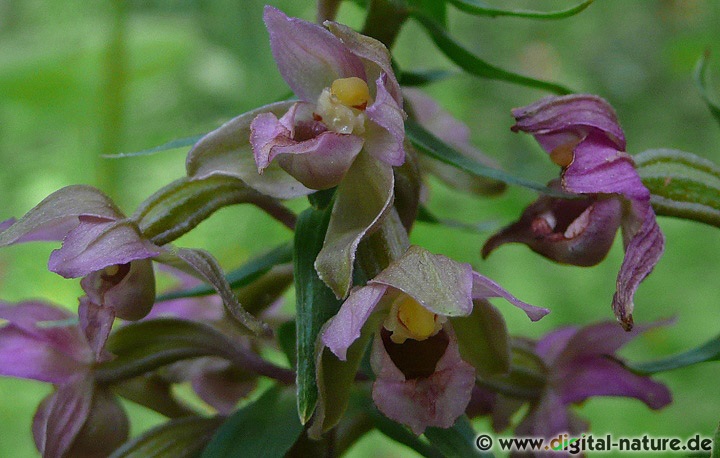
331;77;370;109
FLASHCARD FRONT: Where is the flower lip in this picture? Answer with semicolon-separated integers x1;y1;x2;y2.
380;328;449;380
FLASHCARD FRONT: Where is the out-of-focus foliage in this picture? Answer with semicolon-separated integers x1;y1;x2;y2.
1;0;719;456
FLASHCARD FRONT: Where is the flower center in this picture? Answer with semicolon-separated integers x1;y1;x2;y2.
314;77;370;135
384;294;444;344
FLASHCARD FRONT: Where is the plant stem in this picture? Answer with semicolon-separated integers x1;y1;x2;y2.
361;0;408;49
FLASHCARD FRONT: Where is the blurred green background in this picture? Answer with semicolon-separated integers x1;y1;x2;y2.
1;0;719;456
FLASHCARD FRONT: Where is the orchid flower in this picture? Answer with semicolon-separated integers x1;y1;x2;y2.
483;95;664;330
321;245;549;434
0;300;129;457
490;321;672;441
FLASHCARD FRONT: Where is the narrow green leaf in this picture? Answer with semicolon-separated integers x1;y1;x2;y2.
156;242;293;301
369;407;444;458
406;119;574;197
448;0;594;19
408;0;448;26
411;12;573;95
629;333;720;374
294;206;343;423
96;319;237;384
399;69;457;86
103;134;204;159
201;386;303;458
693;51;720;127
635;149;720;228
277;320;297;368
425;415;493;457
110;416;223;458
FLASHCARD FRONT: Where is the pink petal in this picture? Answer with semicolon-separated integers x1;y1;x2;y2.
264;6;366;102
78;297;115;361
322;283;388;360
471;272;549;321
364;74;406;167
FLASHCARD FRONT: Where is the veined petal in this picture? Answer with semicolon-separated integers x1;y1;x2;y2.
186;101;312;200
33;379;94;458
511;94;625;151
48;217;159;279
370;327;475;435
0;185;123;247
364;74;406;167
563;136;649;201
322;283;388;360
471;272;549;321
559;357;671;409
370;245;474;317
315;152;394;298
612;208;665;330
325;20;401;104
264;6;366;102
78;298;115;361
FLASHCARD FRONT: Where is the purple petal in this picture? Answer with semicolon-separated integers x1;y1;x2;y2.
370;245;474;317
534;326;579;364
563;136;649;200
364;74;406;167
315;153;394;298
33;379;94;458
612;207;664;330
48;217;159;278
66;387;129;457
322;283;388;360
0;218;14;232
324;20;402;104
370;327;475;435
515;391;573;439
186;101;313;199
0;185;123;247
511;94;626;151
78;297;115;361
264;6;366;102
471;272;549;321
558;357;672;409
482;190;623;267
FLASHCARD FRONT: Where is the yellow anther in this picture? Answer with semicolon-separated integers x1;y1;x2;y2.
549;142;576;167
331;77;370;109
395;295;437;341
103;265;120;276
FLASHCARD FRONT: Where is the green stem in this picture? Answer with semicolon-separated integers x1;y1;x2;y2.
317;0;342;23
361;0;409;49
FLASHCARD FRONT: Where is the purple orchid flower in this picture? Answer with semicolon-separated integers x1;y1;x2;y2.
0;300;129;457
251;6;405;190
492;321;672;441
482;95;664;330
321;245;549;434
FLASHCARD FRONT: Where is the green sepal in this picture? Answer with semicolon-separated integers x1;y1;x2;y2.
406;118;574;197
453;300;510;378
693;51;720;127
294;206;343;423
201;386;304;458
109;416;223;458
629;332;720;374
156;242;292;301
410;12;573;95
448;0;594;20
635;148;720;229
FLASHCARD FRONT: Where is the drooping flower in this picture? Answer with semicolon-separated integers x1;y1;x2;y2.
482;95;664;330
0;300;129;457
488;321;672;441
322;245;549;434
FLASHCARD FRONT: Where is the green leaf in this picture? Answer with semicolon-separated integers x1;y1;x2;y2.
156;242;293;301
110;416;223;458
425;415;493;457
406;119;574;197
399;69;458;86
410;12;572;95
629;332;720;374
635;149;720;229
407;0;448;26
133;175;291;246
369;407;444;458
448;0;594;19
103;134;204;159
294;206;344;423
453;300;510;378
95;319;239;384
201;386;304;458
693;51;720;127
277;320;297;368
